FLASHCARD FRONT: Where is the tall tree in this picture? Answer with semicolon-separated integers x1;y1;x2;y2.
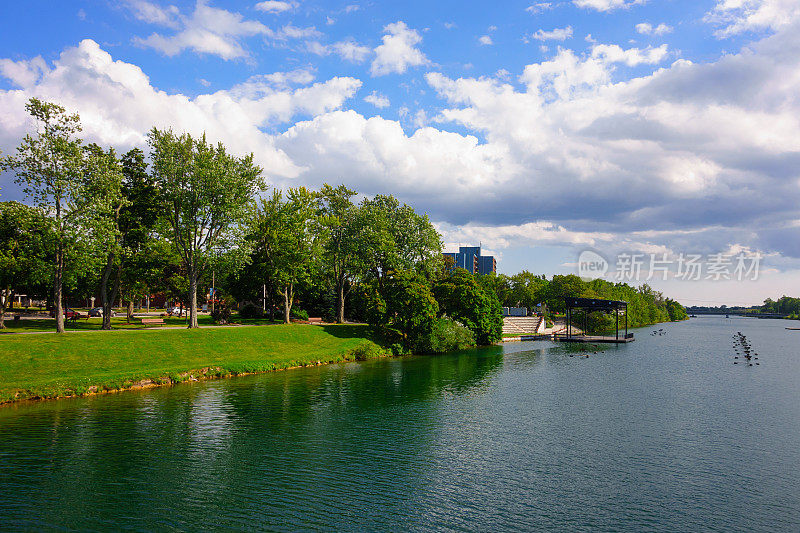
0;202;52;328
316;184;362;323
116;148;161;323
148;129;263;328
357;194;442;291
83;144;126;329
5;99;85;333
253;187;318;323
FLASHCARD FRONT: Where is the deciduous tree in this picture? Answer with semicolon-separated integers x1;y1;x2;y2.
148;128;263;328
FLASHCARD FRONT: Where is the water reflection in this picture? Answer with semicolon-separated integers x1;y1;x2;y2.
2;321;800;531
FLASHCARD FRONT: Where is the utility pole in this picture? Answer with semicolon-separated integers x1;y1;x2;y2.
262;284;266;312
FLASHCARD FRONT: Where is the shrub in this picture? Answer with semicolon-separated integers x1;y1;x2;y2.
425;317;476;353
348;342;386;361
211;305;232;324
390;343;410;356
239;302;264;320
291;308;309;321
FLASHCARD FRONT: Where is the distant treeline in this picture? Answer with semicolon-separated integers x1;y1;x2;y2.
481;272;688;331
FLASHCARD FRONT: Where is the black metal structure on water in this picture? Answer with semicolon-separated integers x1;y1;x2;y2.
556;297;634;344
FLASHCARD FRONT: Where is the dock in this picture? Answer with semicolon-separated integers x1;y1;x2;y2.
553;333;634;344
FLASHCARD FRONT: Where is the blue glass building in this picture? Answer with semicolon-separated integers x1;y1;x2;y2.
443;246;496;275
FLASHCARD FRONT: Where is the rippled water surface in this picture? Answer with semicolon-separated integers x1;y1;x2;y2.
2;316;800;531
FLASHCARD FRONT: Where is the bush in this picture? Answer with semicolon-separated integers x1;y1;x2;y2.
347;342;386;361
239;302;264;320
390;343;410;356
291;308;309;321
425;317;476;353
211;305;232;324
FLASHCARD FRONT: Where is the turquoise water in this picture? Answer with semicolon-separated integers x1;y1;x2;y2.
1;316;799;531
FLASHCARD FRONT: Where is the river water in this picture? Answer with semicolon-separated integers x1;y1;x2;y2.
1;316;799;531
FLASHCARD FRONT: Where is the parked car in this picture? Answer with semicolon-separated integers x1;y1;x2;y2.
49;308;81;319
169;306;184;316
89;307;116;317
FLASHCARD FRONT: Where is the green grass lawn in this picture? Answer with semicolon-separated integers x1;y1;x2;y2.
0;324;383;403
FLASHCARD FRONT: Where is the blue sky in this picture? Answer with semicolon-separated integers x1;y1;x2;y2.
2;0;800;306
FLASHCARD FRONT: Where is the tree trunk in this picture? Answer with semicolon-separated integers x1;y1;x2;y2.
54;249;65;334
100;253;115;330
188;269;199;328
127;300;134;323
337;280;345;324
0;288;7;330
283;284;293;324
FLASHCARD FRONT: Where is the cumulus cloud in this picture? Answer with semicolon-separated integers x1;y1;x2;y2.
705;0;800;37
573;0;646;12
4;26;800;269
0;39;360;179
130;0;318;60
370;21;430;76
124;0;180;27
590;43;669;66
307;38;371;62
332;39;371;62
532;26;573;41
364;91;390;108
254;0;298;13
479;35;493;45
636;22;673;35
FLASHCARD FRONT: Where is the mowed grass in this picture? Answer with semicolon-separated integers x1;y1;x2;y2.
0;324;382;403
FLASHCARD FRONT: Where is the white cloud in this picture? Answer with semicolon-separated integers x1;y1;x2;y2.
444;22;457;29
131;0;318;60
370;21;430;76
364;91;390;108
332;39;371;62
526;3;553;14
590;43;669;66
636;22;673;35
479;35;493;45
573;0;646;12
254;0;298;13
306;38;371;63
0;39;360;179
5;27;800;271
705;0;800;37
124;0;180;28
532;26;573;41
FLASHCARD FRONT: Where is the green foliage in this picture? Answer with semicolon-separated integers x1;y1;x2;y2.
238;302;265;320
762;296;800;315
356;194;442;283
347;341;387;361
316;184;362;323
0;202;53;326
426;317;476;353
366;269;439;352
148;128;264;327
291;308;309;321
4;99;89;332
434;269;503;345
210;304;232;324
251;187;318;323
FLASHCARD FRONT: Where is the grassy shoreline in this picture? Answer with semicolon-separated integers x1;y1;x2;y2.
0;324;385;404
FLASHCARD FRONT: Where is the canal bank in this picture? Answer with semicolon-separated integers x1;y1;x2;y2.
0;324;386;404
1;316;799;531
